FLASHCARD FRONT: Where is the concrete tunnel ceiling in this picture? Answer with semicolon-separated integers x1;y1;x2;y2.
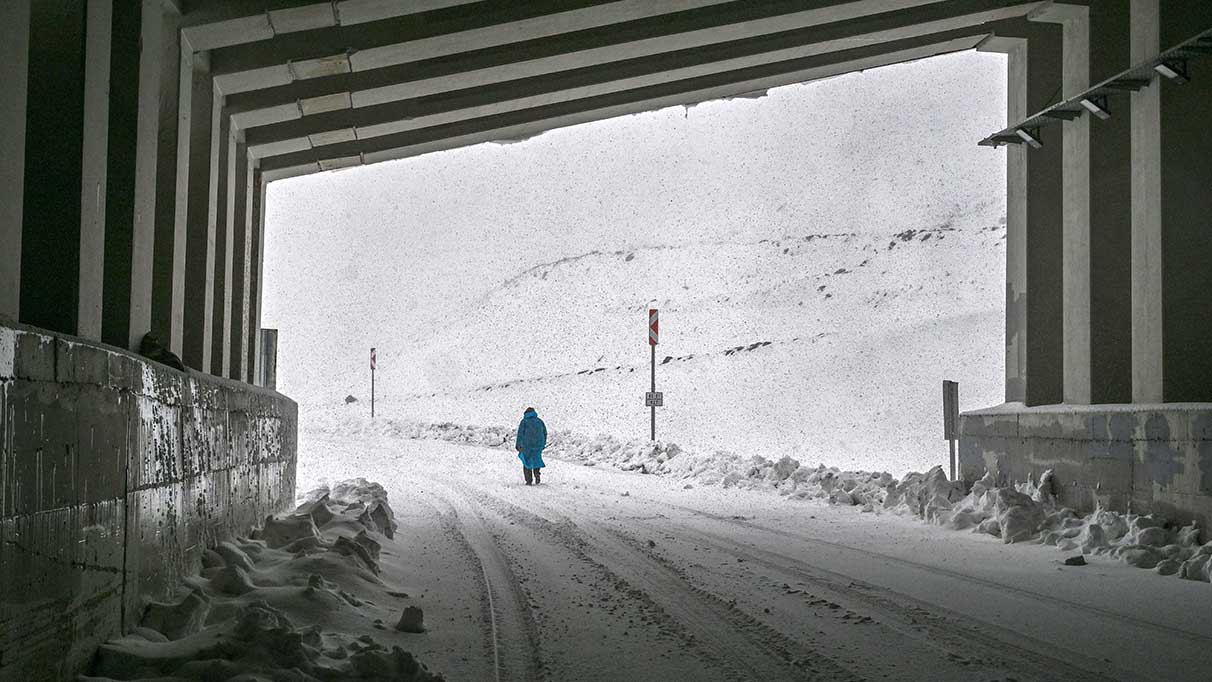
185;0;1049;182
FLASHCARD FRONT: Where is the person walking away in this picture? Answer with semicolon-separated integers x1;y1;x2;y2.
516;407;547;485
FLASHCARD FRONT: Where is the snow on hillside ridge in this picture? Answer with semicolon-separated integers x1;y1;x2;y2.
263;51;1010;476
309;414;1212;585
358;218;1006;476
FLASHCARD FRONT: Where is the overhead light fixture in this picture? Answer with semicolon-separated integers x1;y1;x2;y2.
1042;109;1081;121
1153;60;1189;84
1080;96;1110;120
1015;128;1042;149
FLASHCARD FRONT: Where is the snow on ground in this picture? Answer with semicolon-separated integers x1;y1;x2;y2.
309;411;1212;586
83;481;445;682
287;419;1212;682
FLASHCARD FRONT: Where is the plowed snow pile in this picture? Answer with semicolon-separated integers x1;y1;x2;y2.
84;479;445;682
319;414;1212;585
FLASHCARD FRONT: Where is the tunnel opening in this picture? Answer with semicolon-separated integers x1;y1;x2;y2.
261;49;1009;486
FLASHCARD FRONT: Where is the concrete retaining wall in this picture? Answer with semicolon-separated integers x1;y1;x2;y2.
959;402;1212;527
0;319;297;681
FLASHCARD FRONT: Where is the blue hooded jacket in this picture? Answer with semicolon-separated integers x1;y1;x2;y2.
515;409;547;469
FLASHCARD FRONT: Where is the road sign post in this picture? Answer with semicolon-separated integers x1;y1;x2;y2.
371;347;377;419
649;309;658;441
942;380;959;480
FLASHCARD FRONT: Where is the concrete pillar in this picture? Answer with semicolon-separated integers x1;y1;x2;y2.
0;1;30;321
228;142;250;380
1131;1;1212;402
1131;0;1162;402
210;111;233;377
1088;1;1133;403
251;175;267;385
76;0;114;342
114;0;181;352
981;21;1066;407
100;0;146;350
1157;5;1212;401
20;1;88;335
1056;7;1092;405
179;48;215;370
150;2;183;350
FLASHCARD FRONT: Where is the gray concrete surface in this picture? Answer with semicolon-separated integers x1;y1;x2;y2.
0;319;297;682
960;402;1212;527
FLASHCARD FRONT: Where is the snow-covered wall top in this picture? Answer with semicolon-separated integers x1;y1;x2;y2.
263;50;1008;475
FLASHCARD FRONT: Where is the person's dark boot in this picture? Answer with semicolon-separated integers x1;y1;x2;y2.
523;467;533;485
534;470;541;485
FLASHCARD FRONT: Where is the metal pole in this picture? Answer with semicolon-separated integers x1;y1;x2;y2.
650;343;656;441
371;364;375;419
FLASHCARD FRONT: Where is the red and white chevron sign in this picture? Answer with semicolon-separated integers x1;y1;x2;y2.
649;309;658;345
370;347;377;370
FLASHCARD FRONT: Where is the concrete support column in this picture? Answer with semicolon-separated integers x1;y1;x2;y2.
1131;1;1212;401
110;0;181;352
179;48;215;370
1088;1;1133;403
149;2;183;351
250;174;267;385
100;0;147;350
981;21;1066;407
228;142;250;380
0;1;30;320
1053;7;1092;405
1131;0;1163;402
210;111;233;377
20;1;88;335
77;0;114;342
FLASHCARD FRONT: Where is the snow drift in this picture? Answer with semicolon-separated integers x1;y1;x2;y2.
84;479;444;682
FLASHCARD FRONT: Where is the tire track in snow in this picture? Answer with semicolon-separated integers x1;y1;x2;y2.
658;501;1212;646
425;490;547;682
551;489;1133;682
469;487;868;682
622;516;1124;682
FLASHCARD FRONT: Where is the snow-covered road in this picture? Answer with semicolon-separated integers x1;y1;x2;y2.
299;430;1212;682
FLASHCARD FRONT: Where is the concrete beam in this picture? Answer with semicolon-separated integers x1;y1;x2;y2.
227;0;1039;131
180;0;483;50
244;6;1047;158
208;0;744;93
261;34;986;175
0;1;30;320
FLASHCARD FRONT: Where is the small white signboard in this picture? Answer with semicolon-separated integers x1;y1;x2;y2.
645;391;664;407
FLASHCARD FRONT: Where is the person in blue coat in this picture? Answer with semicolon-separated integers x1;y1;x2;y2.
515;407;547;485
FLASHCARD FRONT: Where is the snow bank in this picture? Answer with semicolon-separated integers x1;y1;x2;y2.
84;479;444;682
320;415;1212;584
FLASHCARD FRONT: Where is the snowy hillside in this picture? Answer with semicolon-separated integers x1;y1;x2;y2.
262;50;1008;475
